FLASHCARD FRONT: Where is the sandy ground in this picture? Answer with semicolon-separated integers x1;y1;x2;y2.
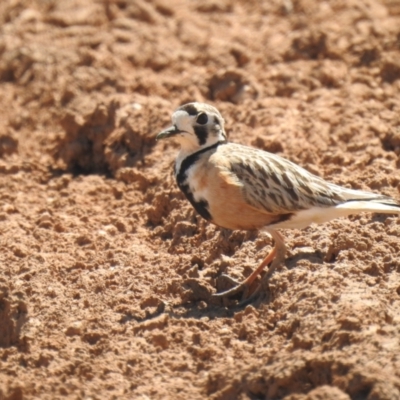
1;0;400;399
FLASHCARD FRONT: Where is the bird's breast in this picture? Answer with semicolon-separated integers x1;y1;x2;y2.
176;156;213;221
176;152;279;230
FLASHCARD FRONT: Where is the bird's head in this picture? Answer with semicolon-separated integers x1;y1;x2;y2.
157;102;227;152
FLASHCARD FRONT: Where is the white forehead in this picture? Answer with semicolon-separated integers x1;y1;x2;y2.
172;110;191;123
172;110;195;131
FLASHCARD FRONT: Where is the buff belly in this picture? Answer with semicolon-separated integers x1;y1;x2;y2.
187;157;281;231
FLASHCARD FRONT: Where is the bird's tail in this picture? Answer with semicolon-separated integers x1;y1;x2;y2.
273;196;400;230
326;183;400;214
335;198;400;214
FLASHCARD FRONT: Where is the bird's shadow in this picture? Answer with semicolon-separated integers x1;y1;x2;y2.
173;249;326;320
126;249;327;325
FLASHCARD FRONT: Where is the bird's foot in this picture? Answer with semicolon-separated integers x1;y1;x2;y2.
237;277;270;306
211;274;256;302
211;232;285;305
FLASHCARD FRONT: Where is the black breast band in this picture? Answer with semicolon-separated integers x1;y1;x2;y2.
176;141;226;221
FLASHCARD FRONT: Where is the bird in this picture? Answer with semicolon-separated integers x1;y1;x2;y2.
157;102;400;301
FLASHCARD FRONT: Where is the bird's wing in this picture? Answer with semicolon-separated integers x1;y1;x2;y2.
218;144;386;215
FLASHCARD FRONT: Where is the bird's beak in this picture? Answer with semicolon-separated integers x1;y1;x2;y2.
156;125;182;141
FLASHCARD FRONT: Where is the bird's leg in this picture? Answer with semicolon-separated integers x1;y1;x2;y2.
216;244;277;291
240;231;286;303
212;231;285;300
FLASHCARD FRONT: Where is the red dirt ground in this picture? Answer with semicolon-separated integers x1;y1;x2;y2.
1;0;400;399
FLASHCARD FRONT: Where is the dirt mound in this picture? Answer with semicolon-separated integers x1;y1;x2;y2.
54;93;167;175
1;0;400;399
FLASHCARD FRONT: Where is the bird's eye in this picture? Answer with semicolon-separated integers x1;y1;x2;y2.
196;113;208;125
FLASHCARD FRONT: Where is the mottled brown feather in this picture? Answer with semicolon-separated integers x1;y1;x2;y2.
190;149;291;230
214;143;350;214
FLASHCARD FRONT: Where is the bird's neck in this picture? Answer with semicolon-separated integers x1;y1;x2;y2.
175;140;226;176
